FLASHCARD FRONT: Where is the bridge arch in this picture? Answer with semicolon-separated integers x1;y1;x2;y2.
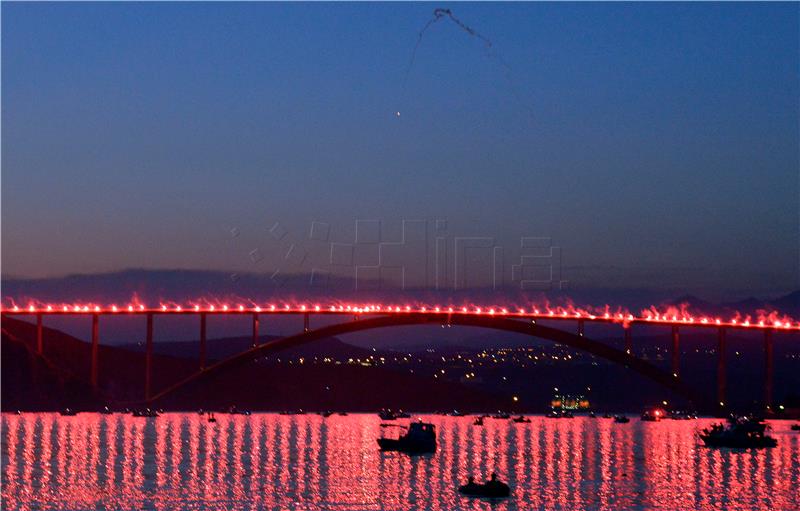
147;313;705;407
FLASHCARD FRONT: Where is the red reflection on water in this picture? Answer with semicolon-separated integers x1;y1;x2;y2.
2;414;799;511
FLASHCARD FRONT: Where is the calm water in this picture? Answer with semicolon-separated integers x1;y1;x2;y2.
2;413;798;511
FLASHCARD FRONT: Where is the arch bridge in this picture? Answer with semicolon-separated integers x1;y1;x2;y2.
4;302;797;413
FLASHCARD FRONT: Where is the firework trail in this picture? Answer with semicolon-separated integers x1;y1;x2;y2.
398;8;533;119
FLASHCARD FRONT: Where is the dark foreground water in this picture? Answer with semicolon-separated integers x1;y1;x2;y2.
2;413;798;511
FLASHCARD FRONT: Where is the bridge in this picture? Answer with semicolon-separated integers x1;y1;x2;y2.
2;300;798;413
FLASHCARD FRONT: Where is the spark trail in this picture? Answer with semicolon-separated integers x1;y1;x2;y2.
398;8;534;119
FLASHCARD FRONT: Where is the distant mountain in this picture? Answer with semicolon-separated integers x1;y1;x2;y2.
769;290;800;312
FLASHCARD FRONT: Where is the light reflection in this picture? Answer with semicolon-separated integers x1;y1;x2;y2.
1;414;798;511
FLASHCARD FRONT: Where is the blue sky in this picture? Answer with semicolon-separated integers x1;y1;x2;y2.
2;2;798;298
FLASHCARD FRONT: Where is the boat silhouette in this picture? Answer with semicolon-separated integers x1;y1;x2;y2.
459;473;510;498
378;421;436;454
700;417;777;448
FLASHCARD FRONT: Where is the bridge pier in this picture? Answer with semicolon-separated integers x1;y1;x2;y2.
764;329;773;411
716;327;726;408
145;313;153;400
199;313;207;371
90;314;100;388
36;313;43;356
671;326;680;377
304;312;310;332
252;313;259;347
624;326;632;354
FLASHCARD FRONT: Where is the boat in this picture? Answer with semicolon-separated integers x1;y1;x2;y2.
492;412;510;419
378;409;397;420
378;421;436;454
321;410;334;417
131;408;159;417
641;409;663;422
588;411;596;418
59;408;78;416
791;424;800;431
449;410;466;417
473;416;484;426
512;415;531;423
602;413;613;419
396;410;411;419
207;413;217;423
226;405;251;415
197;409;205;415
614;415;630;423
700;417;777;448
546;410;574;419
100;406;113;415
458;474;510;498
337;412;348;416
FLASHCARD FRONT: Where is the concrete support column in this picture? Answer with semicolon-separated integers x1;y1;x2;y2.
199;313;207;371
145;313;154;400
90;314;100;388
624;326;632;354
671;325;680;377
36;313;43;355
716;327;726;408
764;329;774;411
252;313;259;347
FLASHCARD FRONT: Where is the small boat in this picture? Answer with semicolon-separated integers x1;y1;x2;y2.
100;406;113;415
197;409;205;416
588;411;596;418
491;412;510;419
396;410;411;419
614;415;630;423
337;412;348;416
473;416;484;426
378;421;436;454
207;413;217;423
227;405;250;415
458;474;510;498
378;409;397;420
512;416;531;423
321;410;334;417
59;408;78;416
602;413;613;419
449;410;466;417
791;424;800;431
641;409;662;422
700;417;777;448
131;408;159;417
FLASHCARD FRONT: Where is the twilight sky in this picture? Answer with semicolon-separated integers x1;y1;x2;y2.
2;2;798;299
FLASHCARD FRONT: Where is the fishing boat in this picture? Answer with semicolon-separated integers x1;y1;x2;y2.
700;417;777;448
614;415;630;423
512;415;531;423
641;408;663;422
378;421;436;454
131;408;159;417
458;474;510;498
